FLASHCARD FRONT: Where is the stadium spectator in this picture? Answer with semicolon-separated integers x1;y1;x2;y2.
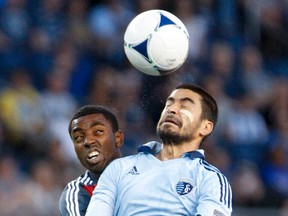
239;44;273;108
223;89;269;165
40;69;78;162
0;68;47;170
231;161;284;208
173;0;210;63
88;0;134;66
24;159;62;215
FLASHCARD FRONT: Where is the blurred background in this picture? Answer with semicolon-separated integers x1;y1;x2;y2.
0;0;287;215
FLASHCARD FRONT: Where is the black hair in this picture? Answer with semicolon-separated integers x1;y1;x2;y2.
68;105;119;136
175;83;218;127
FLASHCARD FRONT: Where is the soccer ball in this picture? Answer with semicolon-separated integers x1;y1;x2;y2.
124;10;189;76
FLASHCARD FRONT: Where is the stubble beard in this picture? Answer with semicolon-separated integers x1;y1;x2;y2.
156;127;192;145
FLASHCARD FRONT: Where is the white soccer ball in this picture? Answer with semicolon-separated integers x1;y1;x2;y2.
124;9;189;76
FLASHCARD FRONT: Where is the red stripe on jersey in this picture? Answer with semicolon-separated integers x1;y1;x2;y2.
83;184;96;196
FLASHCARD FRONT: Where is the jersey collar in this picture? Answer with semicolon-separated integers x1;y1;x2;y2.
138;141;205;159
138;141;162;154
182;150;205;159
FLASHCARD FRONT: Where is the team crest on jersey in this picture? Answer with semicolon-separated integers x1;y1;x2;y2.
176;180;193;195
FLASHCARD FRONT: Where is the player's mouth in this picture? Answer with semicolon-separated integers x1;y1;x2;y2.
87;151;100;163
163;117;180;126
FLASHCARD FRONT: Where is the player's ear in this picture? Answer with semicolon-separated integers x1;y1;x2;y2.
115;130;124;148
199;120;213;137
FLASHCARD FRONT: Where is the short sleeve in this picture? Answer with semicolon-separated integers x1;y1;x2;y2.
196;171;232;216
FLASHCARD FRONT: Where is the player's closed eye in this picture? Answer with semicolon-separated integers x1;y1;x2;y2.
180;102;192;109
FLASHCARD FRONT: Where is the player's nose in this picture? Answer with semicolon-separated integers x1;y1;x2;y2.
166;105;178;115
83;135;96;147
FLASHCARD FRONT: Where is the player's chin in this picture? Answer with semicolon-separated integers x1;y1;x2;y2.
157;128;180;139
87;160;105;171
160;135;182;145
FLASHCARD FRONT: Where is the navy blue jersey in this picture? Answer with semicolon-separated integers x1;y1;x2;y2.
59;170;97;216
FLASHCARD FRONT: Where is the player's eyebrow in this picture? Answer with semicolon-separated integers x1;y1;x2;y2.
71;121;105;134
166;96;195;105
179;97;195;105
166;96;175;102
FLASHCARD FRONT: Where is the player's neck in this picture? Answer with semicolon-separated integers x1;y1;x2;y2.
156;142;199;161
90;172;101;181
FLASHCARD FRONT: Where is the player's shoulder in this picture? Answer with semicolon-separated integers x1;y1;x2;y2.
186;150;221;174
62;170;96;190
195;158;233;214
59;170;95;216
71;170;96;185
108;152;140;168
196;158;230;186
198;159;221;173
106;141;161;171
60;170;96;204
111;141;162;163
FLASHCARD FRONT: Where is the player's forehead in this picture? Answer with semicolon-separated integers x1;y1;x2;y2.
71;114;110;130
167;88;202;102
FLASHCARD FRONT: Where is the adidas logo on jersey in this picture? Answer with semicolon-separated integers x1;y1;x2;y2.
128;166;139;175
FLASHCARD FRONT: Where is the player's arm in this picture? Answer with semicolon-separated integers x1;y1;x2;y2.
59;187;71;216
196;172;232;216
85;160;119;216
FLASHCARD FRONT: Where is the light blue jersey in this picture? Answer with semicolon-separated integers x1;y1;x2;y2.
86;141;232;216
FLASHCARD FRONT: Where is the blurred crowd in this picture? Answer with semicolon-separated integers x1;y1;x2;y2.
0;0;287;215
